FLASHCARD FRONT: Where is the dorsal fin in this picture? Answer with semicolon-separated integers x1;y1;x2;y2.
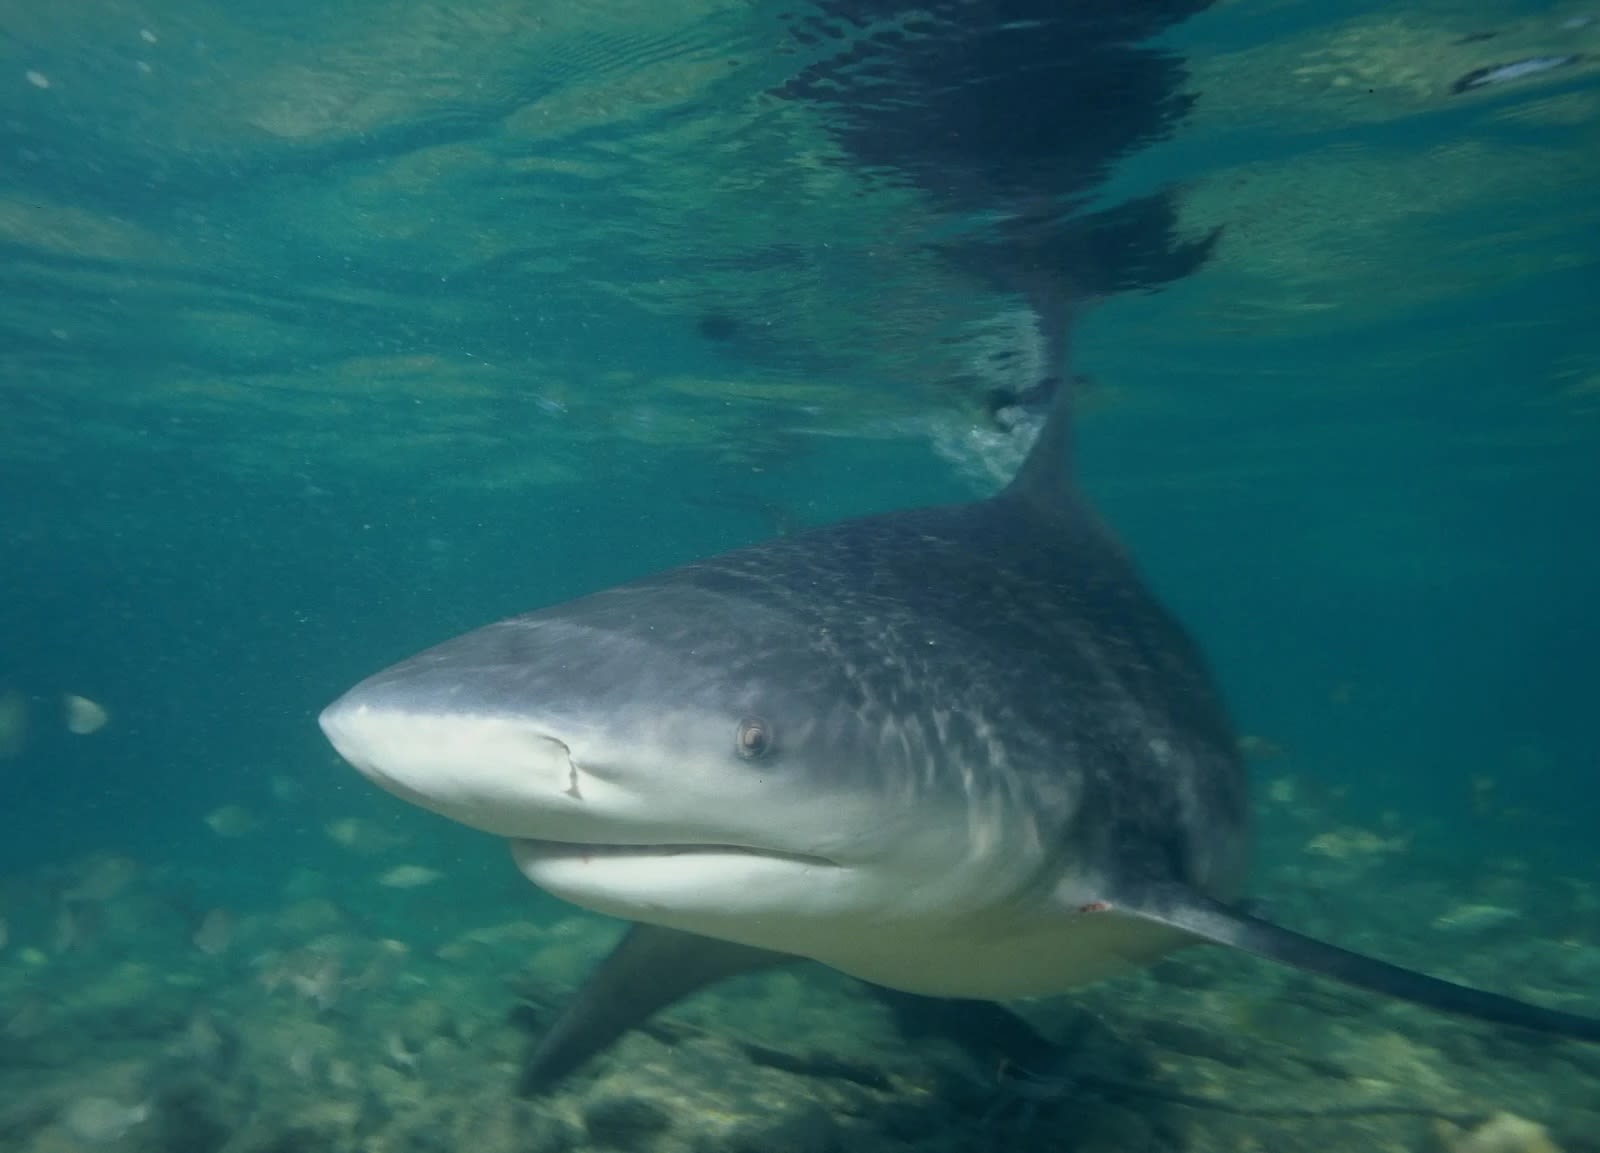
1115;882;1600;1042
1001;288;1077;510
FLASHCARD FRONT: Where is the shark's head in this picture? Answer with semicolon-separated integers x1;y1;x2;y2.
319;569;1014;951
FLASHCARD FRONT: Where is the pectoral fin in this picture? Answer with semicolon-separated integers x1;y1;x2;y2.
518;922;793;1093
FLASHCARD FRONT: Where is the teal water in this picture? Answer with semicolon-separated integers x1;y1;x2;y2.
2;1;1598;1150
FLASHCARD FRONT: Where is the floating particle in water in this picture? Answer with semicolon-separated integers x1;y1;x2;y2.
25;70;49;89
192;908;235;955
63;693;108;735
0;689;26;758
204;804;257;838
61;1098;150;1144
378;864;444;889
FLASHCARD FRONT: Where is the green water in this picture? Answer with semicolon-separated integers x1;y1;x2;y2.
2;1;1597;1150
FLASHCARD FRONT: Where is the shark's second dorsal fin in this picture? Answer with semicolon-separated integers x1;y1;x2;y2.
1114;882;1600;1043
1001;288;1077;512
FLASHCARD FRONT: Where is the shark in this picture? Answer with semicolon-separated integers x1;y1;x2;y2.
319;310;1599;1092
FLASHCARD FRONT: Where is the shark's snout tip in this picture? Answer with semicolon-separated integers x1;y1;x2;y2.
316;698;342;739
318;691;390;780
317;694;357;752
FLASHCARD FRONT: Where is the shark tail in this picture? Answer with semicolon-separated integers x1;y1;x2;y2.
1117;882;1600;1043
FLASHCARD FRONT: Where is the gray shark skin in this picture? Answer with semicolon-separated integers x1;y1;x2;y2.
321;327;1600;1092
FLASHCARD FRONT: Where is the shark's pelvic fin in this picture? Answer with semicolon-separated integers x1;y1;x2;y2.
1115;882;1600;1043
518;924;792;1094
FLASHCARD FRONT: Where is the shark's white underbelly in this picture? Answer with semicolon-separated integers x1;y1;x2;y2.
771;911;1193;999
515;838;1203;1000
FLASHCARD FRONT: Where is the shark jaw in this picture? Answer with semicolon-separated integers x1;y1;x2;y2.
509;838;847;922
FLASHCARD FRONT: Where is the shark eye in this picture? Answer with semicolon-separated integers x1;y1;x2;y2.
735;717;774;760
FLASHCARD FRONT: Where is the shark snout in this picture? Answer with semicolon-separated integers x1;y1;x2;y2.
318;685;586;839
318;697;371;776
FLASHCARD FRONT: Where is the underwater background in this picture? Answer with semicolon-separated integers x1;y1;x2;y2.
2;1;1598;1150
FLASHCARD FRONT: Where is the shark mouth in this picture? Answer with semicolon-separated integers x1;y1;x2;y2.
510;839;839;869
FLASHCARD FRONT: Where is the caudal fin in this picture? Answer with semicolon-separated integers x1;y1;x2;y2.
1117;882;1600;1043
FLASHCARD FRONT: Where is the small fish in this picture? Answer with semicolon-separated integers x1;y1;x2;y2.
1433;903;1520;933
181;1010;232;1066
62;693;108;735
287;1042;322;1081
1470;773;1498;816
0;689;27;758
63;855;139;902
203;805;257;838
5;996;51;1039
60;1097;150;1143
53;904;84;953
349;938;410;992
253;951;291;994
1452;54;1582;93
324;816;406;855
289;955;343;1011
377;865;443;889
1305;826;1409;860
1436;1113;1561;1153
1237;734;1285;760
192;908;235;955
385;1032;420;1072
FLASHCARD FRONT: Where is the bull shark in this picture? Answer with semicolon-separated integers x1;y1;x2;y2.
319;311;1598;1092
